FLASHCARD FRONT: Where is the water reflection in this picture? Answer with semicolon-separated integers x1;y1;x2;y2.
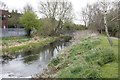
22;41;65;64
1;40;69;77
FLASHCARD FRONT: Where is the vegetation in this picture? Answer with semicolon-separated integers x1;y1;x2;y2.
38;18;58;36
81;0;119;46
1;1;85;37
63;21;86;30
1;36;32;47
1;36;31;41
41;35;118;78
2;37;58;55
38;0;73;35
1;35;72;55
19;11;40;36
0;0;119;79
8;10;22;28
81;1;119;38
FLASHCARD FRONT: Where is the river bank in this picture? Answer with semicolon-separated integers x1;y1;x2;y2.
1;30;118;78
1;35;72;56
1;36;72;78
35;31;118;78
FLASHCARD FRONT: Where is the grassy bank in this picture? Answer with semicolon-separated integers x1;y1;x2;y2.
98;36;118;78
0;36;31;46
2;37;57;55
1;35;72;55
39;35;119;78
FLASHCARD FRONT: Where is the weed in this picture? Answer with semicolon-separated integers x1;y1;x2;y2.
97;48;116;66
49;57;61;66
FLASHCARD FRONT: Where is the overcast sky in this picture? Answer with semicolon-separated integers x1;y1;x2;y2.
0;0;116;24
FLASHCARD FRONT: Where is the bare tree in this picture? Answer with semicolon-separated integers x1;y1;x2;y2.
0;1;8;10
81;8;88;27
118;1;120;24
81;0;120;46
24;4;34;13
38;0;73;35
99;0;113;46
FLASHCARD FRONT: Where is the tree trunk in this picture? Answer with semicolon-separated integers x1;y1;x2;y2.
84;21;87;28
26;29;32;37
100;29;102;34
104;11;113;46
54;19;62;34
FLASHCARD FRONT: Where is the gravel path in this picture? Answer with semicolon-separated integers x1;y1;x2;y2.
110;37;120;40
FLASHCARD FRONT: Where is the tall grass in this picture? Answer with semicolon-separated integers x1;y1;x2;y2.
48;35;118;78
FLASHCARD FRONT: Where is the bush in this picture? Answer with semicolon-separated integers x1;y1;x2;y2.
60;35;72;42
84;52;99;62
38;18;58;36
63;22;86;31
97;48;116;66
83;47;116;66
69;37;100;56
80;37;100;50
57;63;101;78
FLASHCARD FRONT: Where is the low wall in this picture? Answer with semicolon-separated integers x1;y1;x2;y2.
0;28;27;37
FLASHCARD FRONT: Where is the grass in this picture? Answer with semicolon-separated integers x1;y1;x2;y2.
2;37;58;55
1;36;31;40
100;62;118;78
98;35;119;78
1;35;71;55
1;36;32;47
44;35;119;78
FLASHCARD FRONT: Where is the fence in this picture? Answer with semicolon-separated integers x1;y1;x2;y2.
0;28;27;37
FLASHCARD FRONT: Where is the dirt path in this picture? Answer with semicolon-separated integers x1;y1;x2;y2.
110;37;120;40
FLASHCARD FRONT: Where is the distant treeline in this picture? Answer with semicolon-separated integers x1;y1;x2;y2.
81;0;119;38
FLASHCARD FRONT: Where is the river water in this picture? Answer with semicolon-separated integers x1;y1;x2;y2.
0;40;70;78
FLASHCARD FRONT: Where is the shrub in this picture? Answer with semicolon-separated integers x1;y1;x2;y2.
80;37;100;50
60;35;72;42
84;48;101;62
83;47;116;66
97;48;116;66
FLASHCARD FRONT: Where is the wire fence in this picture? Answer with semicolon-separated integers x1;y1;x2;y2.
0;28;27;37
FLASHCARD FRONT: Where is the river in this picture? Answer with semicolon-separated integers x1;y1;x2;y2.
0;39;70;78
